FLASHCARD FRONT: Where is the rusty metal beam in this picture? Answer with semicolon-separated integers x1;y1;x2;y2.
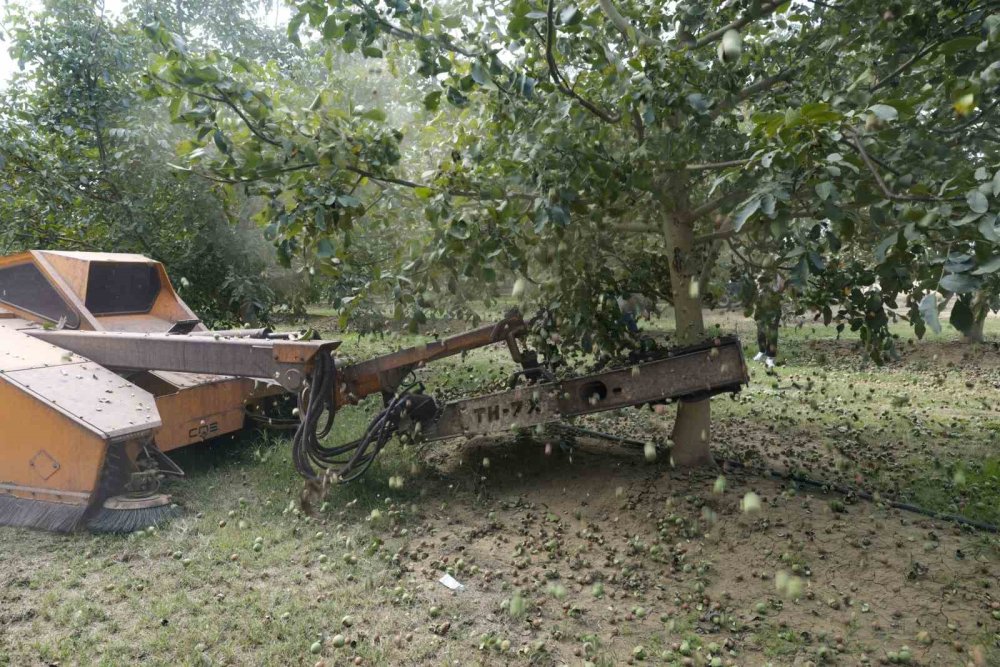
420;338;748;441
24;329;338;391
339;314;526;400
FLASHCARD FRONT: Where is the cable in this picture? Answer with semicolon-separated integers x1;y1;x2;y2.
717;457;999;534
553;424;999;534
291;349;338;481
291;349;433;483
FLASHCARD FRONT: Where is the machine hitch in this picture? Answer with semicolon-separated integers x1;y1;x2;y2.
0;250;748;533
28;316;749;485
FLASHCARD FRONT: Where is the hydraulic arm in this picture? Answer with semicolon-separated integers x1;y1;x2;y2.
28;314;749;483
0;249;747;534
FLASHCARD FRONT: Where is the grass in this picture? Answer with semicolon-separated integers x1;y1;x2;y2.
2;308;999;665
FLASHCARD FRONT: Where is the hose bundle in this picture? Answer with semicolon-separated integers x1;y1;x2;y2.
291;349;434;483
291;350;338;481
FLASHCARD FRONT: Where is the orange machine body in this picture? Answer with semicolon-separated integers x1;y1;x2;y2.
0;250;280;528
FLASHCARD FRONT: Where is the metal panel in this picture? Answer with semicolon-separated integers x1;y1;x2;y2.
25;329;340;391
151;370;237;389
423;339;748;441
3;362;161;440
39;250;153;263
0;320;85;372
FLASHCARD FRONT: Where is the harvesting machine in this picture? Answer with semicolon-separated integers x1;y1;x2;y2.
0;250;749;533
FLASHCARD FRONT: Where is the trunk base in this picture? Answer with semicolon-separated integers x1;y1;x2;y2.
671;399;713;467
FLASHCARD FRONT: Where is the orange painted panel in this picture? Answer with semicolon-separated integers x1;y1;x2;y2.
153;378;255;452
0;376;106;504
39;252;90;301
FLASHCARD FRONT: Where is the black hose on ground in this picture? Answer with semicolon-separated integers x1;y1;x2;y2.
554;424;999;534
717;457;999;534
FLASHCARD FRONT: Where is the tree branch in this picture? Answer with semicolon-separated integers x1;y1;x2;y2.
709;67;797;120
684;189;745;222
930;98;1000;135
693;1;783;49
597;0;659;47
735;67;797;102
348;0;478;57
694;228;736;244
152;74;282;147
599;0;783;52
631;107;645;143
846;127;963;203
699;218;733;290
616;223;659;233
182;161;533;201
685;158;751;171
870;40;941;92
212;85;282;147
543;0;621;124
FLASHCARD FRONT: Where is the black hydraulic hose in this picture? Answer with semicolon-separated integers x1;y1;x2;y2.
555;424;999;533
291;347;419;482
291;349;337;480
717;457;999;534
307;389;418;482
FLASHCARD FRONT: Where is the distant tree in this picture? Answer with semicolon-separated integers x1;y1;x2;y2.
0;0;307;324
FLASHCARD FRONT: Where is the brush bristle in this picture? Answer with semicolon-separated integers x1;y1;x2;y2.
87;503;180;534
0;494;89;532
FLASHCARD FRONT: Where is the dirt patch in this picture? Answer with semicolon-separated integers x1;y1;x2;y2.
379;435;1000;665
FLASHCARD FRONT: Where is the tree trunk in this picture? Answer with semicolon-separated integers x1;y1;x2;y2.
962;291;989;343
662;212;713;467
964;310;987;343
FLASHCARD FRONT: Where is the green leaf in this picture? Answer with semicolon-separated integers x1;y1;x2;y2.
559;6;581;25
470;62;489;85
801;102;842;123
342;29;357;53
414;187;433;200
322;16;340;40
939;273;979;293
448;221;471;239
361;108;387;122
967;189;989;214
869;104;898;121
972;256;1000;275
732;198;761;231
979;214;1000;241
993;170;1000;197
212;129;229;155
939;36;980;55
874;232;898;262
918;293;941;334
815;181;834;200
949;297;974;333
317;238;335;258
287;11;305;47
446;87;469;107
423;91;442;111
362;46;383;58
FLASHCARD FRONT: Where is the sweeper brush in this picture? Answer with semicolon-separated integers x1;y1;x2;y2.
0;250;750;534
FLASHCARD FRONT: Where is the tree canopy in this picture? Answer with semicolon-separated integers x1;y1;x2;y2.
0;0;310;324
146;1;1000;352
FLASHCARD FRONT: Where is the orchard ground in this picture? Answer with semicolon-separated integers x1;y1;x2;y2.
1;310;999;666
